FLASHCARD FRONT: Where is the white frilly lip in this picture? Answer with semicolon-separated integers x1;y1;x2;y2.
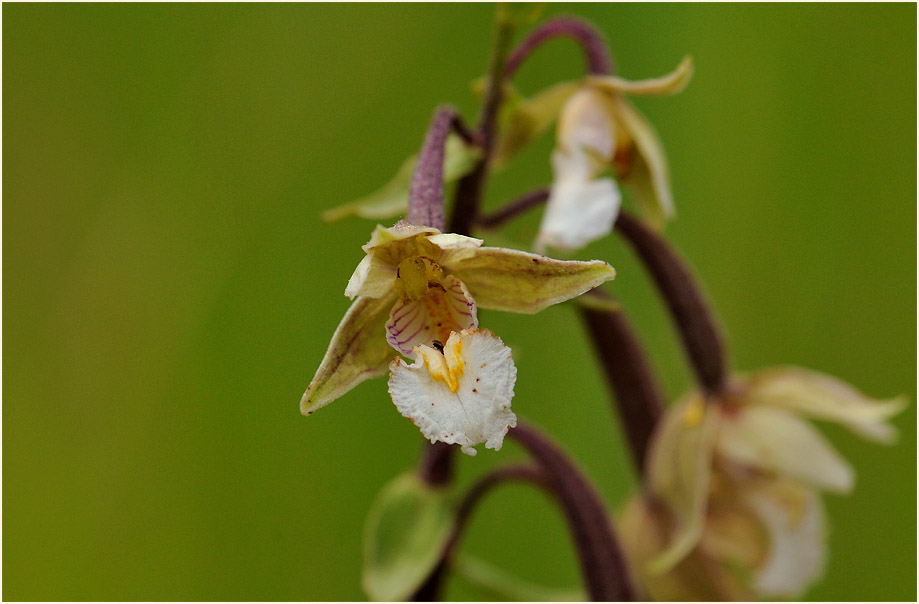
388;329;517;456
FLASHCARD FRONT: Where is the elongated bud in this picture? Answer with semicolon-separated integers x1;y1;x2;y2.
408;107;462;231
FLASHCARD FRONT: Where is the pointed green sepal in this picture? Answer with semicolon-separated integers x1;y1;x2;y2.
444;247;615;314
323;136;481;222
300;292;398;415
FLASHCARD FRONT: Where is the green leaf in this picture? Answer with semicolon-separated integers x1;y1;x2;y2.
323;136;481;223
362;473;455;602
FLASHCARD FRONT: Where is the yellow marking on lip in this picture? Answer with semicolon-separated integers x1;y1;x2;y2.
418;333;464;393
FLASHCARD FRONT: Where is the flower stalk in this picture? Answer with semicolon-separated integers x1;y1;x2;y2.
477;186;550;229
448;8;515;235
509;422;637;601
614;210;728;393
578;288;665;474
411;463;549;601
504;17;614;78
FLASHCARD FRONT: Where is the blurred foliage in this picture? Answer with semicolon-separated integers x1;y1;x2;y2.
3;3;915;601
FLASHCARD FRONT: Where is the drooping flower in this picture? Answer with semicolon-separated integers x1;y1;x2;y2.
533;56;693;251
301;222;616;446
619;367;905;600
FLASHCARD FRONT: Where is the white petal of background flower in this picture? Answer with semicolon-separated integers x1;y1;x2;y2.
539;169;621;251
716;405;854;494
747;483;825;597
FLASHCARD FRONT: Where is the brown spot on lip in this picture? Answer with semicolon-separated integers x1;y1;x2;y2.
472;388;477;393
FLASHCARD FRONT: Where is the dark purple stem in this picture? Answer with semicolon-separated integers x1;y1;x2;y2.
447;13;514;235
417;441;454;487
411;463;549;601
477;186;550;229
505;17;614;78
578;288;665;474
509;422;637;601
474;189;728;396
615;210;728;393
419;10;515;498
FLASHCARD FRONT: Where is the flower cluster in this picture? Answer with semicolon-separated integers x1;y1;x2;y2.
301;13;905;602
620;368;905;599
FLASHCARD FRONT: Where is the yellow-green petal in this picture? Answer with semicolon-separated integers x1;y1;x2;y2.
614;96;675;227
444;247;615;313
741;366;907;444
587;55;694;97
647;393;721;574
716;405;853;493
300;292;398;415
362;473;454;602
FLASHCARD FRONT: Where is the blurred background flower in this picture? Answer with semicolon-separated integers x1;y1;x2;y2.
3;3;914;600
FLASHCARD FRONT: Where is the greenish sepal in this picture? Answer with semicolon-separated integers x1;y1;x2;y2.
323;136;481;223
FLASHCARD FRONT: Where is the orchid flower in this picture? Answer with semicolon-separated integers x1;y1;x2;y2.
619;367;905;599
301;221;615;454
534;56;693;251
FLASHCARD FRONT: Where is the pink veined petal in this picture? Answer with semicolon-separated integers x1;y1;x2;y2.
385;276;478;356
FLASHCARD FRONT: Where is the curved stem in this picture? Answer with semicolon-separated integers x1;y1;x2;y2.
411;463;548;601
477;186;550;229
615;210;728;393
509;422;637;601
578;288;665;474
448;9;515;235
421;7;516;497
505;17;614;78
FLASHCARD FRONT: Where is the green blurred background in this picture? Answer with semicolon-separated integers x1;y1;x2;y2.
3;3;915;601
